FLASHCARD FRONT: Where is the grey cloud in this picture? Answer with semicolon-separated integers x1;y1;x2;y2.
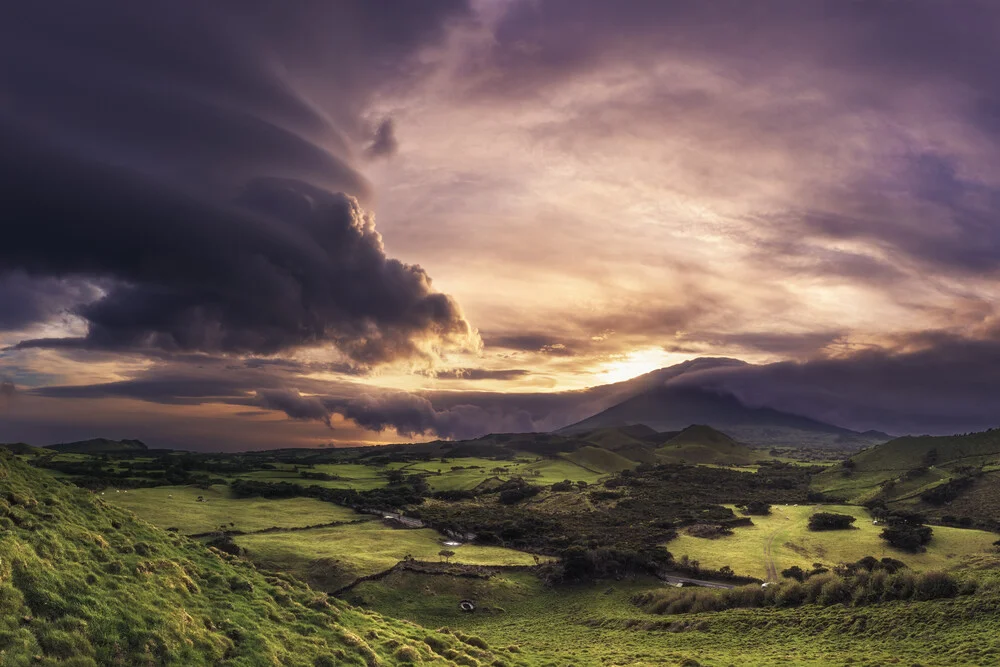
366;118;399;158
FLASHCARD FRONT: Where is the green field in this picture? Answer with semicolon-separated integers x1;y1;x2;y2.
107;484;362;534
353;568;1000;666
669;504;997;580
236;521;546;590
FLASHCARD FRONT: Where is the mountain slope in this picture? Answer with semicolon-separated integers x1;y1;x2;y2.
561;384;885;449
0;452;525;666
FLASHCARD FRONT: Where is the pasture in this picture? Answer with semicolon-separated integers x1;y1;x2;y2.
106;484;361;534
669;504;998;580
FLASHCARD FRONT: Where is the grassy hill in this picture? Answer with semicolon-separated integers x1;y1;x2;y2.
655;425;756;465
44;437;149;454
0;442;45;455
813;429;1000;521
0;452;527;666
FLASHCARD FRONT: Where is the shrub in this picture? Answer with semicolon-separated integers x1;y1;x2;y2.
498;485;541;505
393;645;421;662
915;571;958;600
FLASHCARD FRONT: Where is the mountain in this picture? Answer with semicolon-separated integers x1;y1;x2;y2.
0;451;519;666
559;383;887;449
655;424;756;465
45;437;149;454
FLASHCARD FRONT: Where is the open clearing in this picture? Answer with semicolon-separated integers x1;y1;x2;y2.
669;504;997;580
107;484;361;534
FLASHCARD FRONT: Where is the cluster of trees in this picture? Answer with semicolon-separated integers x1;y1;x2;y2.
919;475;976;505
867;508;934;552
230;478;426;510
545;545;674;583
807;512;857;531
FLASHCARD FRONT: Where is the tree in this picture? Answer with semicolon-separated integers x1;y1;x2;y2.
438;549;455;563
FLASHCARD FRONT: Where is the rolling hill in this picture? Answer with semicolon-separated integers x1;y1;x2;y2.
655;424;757;465
813;428;1000;525
560;383;889;449
0;451;526;666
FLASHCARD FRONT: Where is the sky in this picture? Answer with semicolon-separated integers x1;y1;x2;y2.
4;1;1000;450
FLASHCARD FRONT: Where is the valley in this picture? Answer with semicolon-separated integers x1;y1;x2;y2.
7;418;1000;665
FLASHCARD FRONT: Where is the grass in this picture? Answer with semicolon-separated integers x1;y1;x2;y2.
559;446;637;474
668;504;998;580
236;522;546;590
0;451;526;666
352;568;1000;666
105;484;362;534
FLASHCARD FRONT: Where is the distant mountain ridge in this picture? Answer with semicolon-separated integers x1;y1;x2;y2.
559;380;890;449
45;437;148;454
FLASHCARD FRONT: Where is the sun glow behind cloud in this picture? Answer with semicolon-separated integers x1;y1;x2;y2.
592;348;696;385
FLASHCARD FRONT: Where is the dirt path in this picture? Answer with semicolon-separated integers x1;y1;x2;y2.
763;528;779;581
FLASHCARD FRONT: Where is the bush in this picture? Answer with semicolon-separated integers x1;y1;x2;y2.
915;571;958;600
807;512;856;531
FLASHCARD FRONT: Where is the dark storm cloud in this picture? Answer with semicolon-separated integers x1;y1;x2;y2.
366;119;400;159
0;0;474;363
0;273;102;332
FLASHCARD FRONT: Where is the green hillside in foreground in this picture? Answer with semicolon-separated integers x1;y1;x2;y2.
0;453;526;666
350;567;1000;666
655;425;756;465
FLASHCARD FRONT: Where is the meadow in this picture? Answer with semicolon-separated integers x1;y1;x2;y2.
106;484;361;534
668;504;998;580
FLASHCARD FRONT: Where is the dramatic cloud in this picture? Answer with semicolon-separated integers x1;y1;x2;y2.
7;1;1000;449
0;0;475;365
